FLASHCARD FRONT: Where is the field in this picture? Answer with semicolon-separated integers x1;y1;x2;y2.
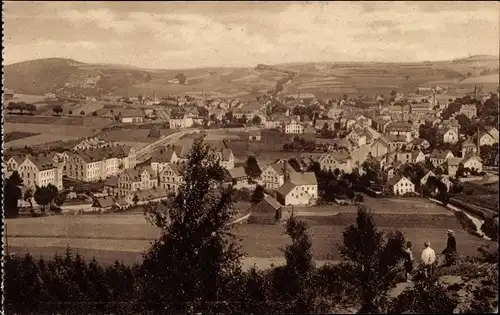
4;131;40;143
5;196;492;268
5;56;498;100
3;115;115;148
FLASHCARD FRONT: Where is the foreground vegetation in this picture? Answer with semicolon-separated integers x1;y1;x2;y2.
4;137;498;314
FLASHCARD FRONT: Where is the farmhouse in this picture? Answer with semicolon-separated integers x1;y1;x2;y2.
117;166;157;197
387;174;415;196
225;167;248;186
276;172;318;206
159;163;185;194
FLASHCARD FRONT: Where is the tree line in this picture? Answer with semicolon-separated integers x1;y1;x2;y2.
4;137;497;314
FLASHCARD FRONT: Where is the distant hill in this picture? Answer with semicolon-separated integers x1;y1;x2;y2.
4;56;499;99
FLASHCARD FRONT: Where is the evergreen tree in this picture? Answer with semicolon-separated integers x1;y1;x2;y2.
251;185;265;204
139;136;243;313
4;172;24;218
339;206;406;313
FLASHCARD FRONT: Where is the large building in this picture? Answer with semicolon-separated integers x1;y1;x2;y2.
7;154;63;191
66;146;136;182
117;166;157;197
276;172;318;206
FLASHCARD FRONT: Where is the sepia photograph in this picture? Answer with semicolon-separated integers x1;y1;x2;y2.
2;1;499;313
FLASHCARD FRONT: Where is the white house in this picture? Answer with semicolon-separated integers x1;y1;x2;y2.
440;127;459;144
461;153;483;173
387;175;415;196
169;113;194;129
261;161;295;189
276;172;318;206
285;120;304;134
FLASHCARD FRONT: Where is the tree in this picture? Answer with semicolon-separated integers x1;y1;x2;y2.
175;73;187;84
68;110;73;115
54;192;67;207
132;194;139;206
26;103;37;115
245;155;261;179
276;214;324;313
33;184;58;213
139;136;243;313
340;206;407;313
52;105;63;116
388;276;458;313
251;185;265;204
390;90;397;97
92;111;98;117
251;115;262;125
80;110;85;116
6;102;19;113
4;172;23;218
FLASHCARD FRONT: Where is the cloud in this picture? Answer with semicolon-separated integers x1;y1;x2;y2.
3;1;499;68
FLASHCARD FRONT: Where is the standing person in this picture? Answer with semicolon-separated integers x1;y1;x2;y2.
404;241;415;282
421;241;436;278
442;229;457;266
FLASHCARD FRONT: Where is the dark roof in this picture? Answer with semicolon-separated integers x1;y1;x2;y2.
277;182;296;196
93;196;115;208
251;195;282;213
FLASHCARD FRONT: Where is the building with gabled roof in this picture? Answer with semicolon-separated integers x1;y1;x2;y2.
317;151;353;174
387;174;415;196
429;149;454;167
15;154;63;190
249;195;283;224
276;171;318;206
117;166;157;197
159;163;185;194
261;161;296;189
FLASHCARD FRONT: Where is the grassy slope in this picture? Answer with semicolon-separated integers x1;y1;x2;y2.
5;56;498;99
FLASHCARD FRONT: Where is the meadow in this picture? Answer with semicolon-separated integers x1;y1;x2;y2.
4;131;40;143
5;196;492;268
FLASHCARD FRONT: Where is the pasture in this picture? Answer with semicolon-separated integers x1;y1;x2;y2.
4;116;114;148
4;196;492;267
4;131;40;143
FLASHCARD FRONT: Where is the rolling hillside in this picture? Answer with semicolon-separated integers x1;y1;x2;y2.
4;55;498;99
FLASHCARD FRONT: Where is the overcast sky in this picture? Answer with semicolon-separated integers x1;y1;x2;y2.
4;1;499;69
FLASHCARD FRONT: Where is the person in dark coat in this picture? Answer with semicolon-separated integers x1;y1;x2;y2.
404;241;414;282
442;229;457;265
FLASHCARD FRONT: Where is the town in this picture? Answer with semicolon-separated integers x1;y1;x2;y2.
2;1;499;314
4;84;499;217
